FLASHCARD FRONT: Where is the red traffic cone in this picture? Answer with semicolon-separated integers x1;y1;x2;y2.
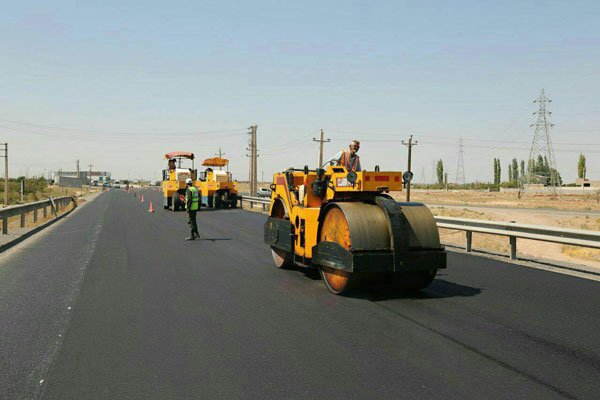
148;201;155;213
141;195;144;203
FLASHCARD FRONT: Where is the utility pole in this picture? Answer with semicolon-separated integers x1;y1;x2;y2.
313;129;330;168
76;159;81;193
455;138;465;184
402;135;418;201
215;148;225;170
247;125;258;196
87;163;94;191
1;143;7;206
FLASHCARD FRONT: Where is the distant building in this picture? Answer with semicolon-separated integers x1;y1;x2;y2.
53;170;111;188
575;178;600;187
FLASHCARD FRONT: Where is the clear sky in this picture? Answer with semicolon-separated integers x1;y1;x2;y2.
1;0;599;183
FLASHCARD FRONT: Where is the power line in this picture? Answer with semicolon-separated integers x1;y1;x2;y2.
0;117;248;136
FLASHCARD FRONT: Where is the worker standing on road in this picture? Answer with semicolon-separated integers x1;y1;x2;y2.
323;139;361;171
185;178;200;240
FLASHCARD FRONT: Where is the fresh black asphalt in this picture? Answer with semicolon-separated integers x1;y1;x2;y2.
1;189;599;399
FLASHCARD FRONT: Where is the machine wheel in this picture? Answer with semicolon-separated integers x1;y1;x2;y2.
172;193;179;211
319;266;358;295
270;199;293;269
230;194;238;209
318;205;364;294
207;196;214;208
214;194;223;209
272;248;293;269
394;269;438;292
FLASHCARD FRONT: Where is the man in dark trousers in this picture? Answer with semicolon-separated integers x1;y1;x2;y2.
185;178;200;240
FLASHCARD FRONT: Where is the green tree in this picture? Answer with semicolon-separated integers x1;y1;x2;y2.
578;154;587;179
511;158;519;182
507;164;512;183
520;160;525;178
492;158;502;185
436;159;444;184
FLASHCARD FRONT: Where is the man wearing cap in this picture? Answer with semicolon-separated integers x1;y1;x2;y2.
323;139;362;171
185;178;200;240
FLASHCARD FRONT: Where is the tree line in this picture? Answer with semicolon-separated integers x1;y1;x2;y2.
429;154;588;187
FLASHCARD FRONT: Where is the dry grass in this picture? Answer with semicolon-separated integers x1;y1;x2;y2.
562;246;600;262
401;189;600;211
431;206;490;220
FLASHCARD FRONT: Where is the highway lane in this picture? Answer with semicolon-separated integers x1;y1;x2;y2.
1;188;599;399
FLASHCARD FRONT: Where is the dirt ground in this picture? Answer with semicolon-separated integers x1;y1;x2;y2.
405;189;600;211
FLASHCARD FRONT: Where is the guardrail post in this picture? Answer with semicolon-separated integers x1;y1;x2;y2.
466;231;472;252
510;236;517;260
43;206;47;218
2;217;7;234
262;203;266;211
20;211;26;228
34;209;38;223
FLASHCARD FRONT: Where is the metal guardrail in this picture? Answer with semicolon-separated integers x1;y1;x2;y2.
239;196;270;211
434;216;600;260
1;196;75;235
239;196;600;261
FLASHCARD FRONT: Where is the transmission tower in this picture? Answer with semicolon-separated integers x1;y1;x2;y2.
455;138;465;184
526;89;558;187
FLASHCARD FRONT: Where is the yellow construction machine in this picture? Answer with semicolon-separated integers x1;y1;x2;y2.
162;151;197;211
197;157;239;209
264;165;446;294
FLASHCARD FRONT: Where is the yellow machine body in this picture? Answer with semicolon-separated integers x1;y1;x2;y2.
162;152;198;211
264;166;446;294
197;158;239;209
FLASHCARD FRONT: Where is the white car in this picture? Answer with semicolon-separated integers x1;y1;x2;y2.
257;188;272;198
113;181;121;188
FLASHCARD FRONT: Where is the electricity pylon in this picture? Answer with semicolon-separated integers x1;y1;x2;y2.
526;89;559;188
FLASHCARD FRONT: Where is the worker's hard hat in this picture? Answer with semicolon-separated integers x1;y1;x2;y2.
185;178;193;184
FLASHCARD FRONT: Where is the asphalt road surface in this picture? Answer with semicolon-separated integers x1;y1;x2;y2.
1;189;599;400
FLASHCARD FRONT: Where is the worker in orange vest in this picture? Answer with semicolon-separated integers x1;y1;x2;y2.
323;140;361;171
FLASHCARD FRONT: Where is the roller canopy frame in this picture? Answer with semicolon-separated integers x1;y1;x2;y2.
165;151;194;160
202;157;229;167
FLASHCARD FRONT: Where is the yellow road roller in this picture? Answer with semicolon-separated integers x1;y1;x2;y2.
162;151;198;211
264;165;446;294
197;157;239;208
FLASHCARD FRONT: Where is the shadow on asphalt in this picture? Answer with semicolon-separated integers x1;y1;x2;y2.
355;279;482;301
283;265;483;301
198;238;232;241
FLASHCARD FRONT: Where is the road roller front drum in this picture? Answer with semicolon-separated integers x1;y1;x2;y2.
316;201;443;294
